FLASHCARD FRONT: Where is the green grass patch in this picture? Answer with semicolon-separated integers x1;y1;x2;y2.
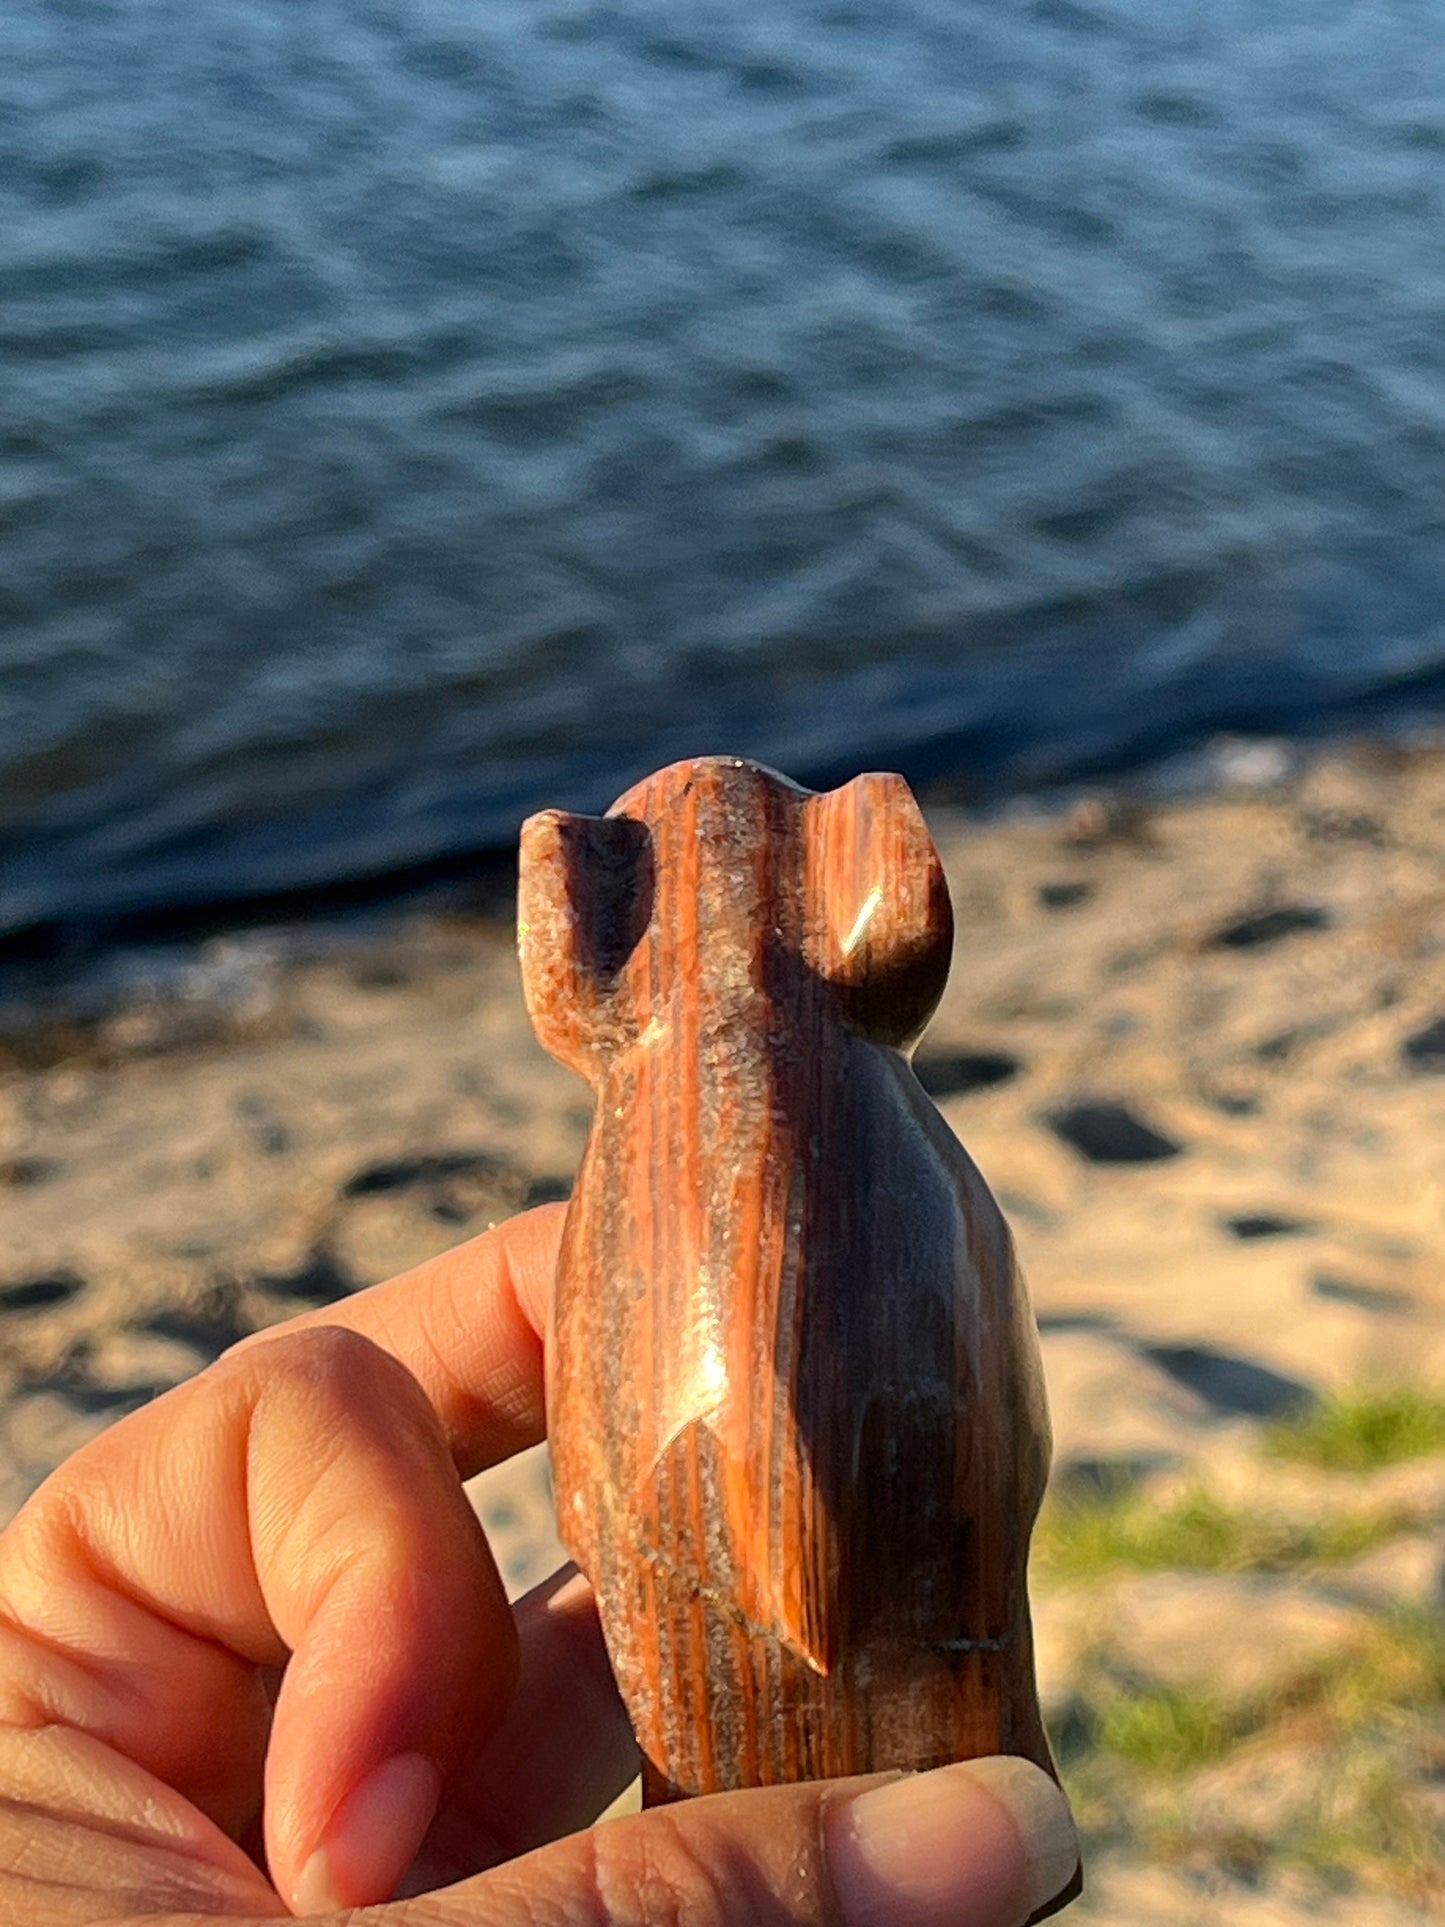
1057;1610;1445;1893
1267;1386;1445;1471
1036;1486;1405;1580
1307;1608;1445;1736
1277;1757;1445;1899
1094;1686;1237;1773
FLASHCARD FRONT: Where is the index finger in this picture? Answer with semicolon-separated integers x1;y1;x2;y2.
236;1201;566;1480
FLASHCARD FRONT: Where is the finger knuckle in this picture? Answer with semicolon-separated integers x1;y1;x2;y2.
224;1323;428;1417
583;1810;753;1927
242;1322;381;1382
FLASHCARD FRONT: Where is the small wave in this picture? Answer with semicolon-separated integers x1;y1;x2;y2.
436;364;653;443
631;161;751;204
0;224;270;303
177;326;475;411
883;123;1028;166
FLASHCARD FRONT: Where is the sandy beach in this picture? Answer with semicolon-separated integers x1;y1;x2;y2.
2;739;1443;1922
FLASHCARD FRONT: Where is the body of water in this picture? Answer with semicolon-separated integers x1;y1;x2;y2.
4;0;1445;941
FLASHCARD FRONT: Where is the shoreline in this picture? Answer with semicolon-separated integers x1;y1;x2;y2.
5;719;1442;1034
3;728;1443;1422
3;730;1443;1391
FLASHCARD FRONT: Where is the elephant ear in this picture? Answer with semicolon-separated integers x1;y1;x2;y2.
517;808;654;1080
805;773;953;1050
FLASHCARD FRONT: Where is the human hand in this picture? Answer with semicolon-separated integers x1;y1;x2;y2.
0;1203;1078;1925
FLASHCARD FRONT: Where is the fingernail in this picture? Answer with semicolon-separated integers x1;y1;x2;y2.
292;1753;442;1915
827;1757;1079;1927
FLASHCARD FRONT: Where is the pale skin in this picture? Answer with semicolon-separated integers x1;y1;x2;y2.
0;1204;1077;1927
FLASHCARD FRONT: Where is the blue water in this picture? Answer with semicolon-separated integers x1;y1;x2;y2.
4;0;1445;940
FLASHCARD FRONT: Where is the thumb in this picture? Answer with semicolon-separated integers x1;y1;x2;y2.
395;1756;1080;1927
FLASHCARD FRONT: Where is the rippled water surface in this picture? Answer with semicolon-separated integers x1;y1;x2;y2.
4;0;1445;935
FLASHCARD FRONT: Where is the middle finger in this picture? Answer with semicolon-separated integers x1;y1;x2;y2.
403;1566;637;1894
